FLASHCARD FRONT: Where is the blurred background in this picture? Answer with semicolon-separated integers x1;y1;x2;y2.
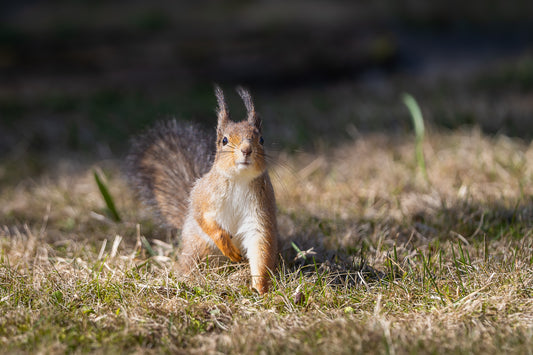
1;0;533;181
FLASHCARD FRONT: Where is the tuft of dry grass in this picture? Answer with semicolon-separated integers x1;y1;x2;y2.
1;129;533;354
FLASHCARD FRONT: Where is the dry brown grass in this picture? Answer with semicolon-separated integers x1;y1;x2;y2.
1;129;533;354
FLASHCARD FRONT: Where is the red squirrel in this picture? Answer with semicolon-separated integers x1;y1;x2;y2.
127;86;279;294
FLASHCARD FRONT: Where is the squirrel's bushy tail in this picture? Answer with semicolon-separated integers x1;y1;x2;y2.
126;120;214;228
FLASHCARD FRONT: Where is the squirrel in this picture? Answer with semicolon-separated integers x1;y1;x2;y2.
127;86;279;294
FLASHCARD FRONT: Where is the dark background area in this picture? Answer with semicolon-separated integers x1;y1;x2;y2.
1;0;532;174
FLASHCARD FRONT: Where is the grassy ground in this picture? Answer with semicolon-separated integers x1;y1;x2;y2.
1;2;533;353
1;127;532;354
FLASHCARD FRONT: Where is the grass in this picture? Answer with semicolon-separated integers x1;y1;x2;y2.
1;127;532;354
403;93;429;184
93;169;121;223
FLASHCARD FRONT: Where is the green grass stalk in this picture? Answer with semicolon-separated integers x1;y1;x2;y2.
94;169;121;222
403;93;429;184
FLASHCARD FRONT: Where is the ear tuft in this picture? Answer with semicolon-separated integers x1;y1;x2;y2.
214;84;229;134
237;86;262;131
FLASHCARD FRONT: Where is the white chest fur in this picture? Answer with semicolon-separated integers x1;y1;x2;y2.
216;178;262;245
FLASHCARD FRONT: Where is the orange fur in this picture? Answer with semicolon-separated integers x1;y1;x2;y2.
195;210;243;262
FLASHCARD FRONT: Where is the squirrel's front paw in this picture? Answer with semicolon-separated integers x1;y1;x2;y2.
227;247;243;263
216;232;243;262
208;227;244;263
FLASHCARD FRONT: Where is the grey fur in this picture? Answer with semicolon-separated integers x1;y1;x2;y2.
126;120;215;228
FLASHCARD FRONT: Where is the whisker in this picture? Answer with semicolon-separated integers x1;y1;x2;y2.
269;167;290;196
257;152;296;175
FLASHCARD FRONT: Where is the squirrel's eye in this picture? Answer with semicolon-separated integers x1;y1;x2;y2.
222;137;228;146
259;136;264;145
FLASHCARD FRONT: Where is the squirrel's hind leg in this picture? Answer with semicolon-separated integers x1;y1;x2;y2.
176;232;213;274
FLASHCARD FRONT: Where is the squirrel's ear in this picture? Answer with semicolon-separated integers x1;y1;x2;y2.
215;84;229;132
237;86;262;132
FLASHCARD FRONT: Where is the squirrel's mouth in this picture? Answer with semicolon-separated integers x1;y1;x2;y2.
237;159;252;167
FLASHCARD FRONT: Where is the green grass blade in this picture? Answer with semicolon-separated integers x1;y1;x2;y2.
141;236;156;257
93;170;121;222
291;242;306;261
403;93;425;139
402;93;429;183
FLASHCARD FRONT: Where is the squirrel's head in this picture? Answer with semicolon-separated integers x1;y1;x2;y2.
213;85;266;180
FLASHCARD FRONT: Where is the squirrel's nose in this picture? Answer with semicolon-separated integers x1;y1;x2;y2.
241;145;252;157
